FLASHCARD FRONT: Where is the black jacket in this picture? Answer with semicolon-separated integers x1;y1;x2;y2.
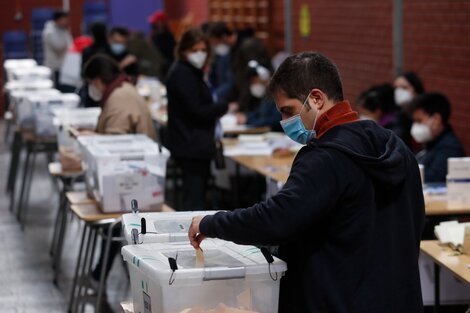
417;127;465;183
200;120;425;313
165;61;228;159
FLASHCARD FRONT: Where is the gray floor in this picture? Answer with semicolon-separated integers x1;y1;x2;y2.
0;121;130;313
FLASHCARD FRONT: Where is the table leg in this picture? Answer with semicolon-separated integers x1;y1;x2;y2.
6;130;22;195
53;198;69;285
16;141;32;220
68;223;88;313
79;227;98;313
20;142;37;230
434;263;440;313
75;225;95;313
96;220;121;312
51;190;65;258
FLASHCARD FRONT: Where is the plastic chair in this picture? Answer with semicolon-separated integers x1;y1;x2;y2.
31;8;55;30
3;31;29;59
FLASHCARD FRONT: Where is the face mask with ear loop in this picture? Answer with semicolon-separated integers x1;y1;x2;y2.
280;92;319;144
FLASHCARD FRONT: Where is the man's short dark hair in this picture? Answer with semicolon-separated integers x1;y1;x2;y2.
83;54;121;84
110;27;130;38
268;52;344;102
412;92;451;125
53;10;69;21
207;22;233;39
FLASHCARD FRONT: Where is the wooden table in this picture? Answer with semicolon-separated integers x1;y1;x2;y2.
223;125;271;136
68;196;174;313
425;194;470;216
48;162;83;178
229;154;293;184
420;240;470;311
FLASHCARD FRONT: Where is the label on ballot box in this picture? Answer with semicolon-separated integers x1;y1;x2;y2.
101;162;165;213
116;173;144;193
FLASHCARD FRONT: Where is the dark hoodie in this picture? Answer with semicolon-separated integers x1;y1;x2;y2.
200;120;425;313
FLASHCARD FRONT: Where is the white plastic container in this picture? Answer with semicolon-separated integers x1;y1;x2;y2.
53;107;102;171
80;135;170;212
10;88;60;126
122;240;287;313
4;59;38;81
4;79;54;93
9;66;52;82
29;93;81;137
447;157;470;206
122;211;219;245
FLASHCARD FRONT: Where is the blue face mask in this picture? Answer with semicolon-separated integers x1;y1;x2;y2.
110;43;126;55
280;94;318;144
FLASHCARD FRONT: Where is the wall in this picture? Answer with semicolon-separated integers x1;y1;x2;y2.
291;0;394;104
109;0;163;34
403;0;470;151
164;0;209;27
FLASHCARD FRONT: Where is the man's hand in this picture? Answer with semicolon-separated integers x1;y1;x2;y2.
188;215;206;249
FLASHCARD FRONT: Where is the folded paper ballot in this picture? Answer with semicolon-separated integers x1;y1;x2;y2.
196;248;205;268
178;289;258;313
435;221;470;252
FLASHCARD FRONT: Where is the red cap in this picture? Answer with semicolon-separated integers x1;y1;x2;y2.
148;10;166;24
70;35;93;53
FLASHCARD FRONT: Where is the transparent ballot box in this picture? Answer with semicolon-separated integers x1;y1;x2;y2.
121;240;287;313
25;93;81;137
53;107;102;171
122;211;218;245
79;135;170;212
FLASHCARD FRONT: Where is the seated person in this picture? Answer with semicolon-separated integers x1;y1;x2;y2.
411;92;465;183
83;54;156;139
357;83;398;127
235;60;281;131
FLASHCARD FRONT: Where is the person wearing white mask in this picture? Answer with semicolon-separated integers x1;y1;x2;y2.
411;93;465;183
207;22;237;102
165;28;230;211
393;71;426;150
234;60;281;131
83;54;156;139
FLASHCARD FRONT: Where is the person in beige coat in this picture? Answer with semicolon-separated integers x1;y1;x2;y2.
83;54;156;140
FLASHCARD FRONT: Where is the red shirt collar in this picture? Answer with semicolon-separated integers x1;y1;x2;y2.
314;100;359;138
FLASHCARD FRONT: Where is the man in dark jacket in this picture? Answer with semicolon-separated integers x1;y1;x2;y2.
189;52;425;313
411;92;465;183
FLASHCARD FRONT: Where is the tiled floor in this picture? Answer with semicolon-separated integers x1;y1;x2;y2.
0;122;130;313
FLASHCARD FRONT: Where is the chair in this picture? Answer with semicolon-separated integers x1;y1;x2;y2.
3;31;29;59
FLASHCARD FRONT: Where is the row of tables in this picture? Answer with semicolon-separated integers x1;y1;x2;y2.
8;118;470;312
